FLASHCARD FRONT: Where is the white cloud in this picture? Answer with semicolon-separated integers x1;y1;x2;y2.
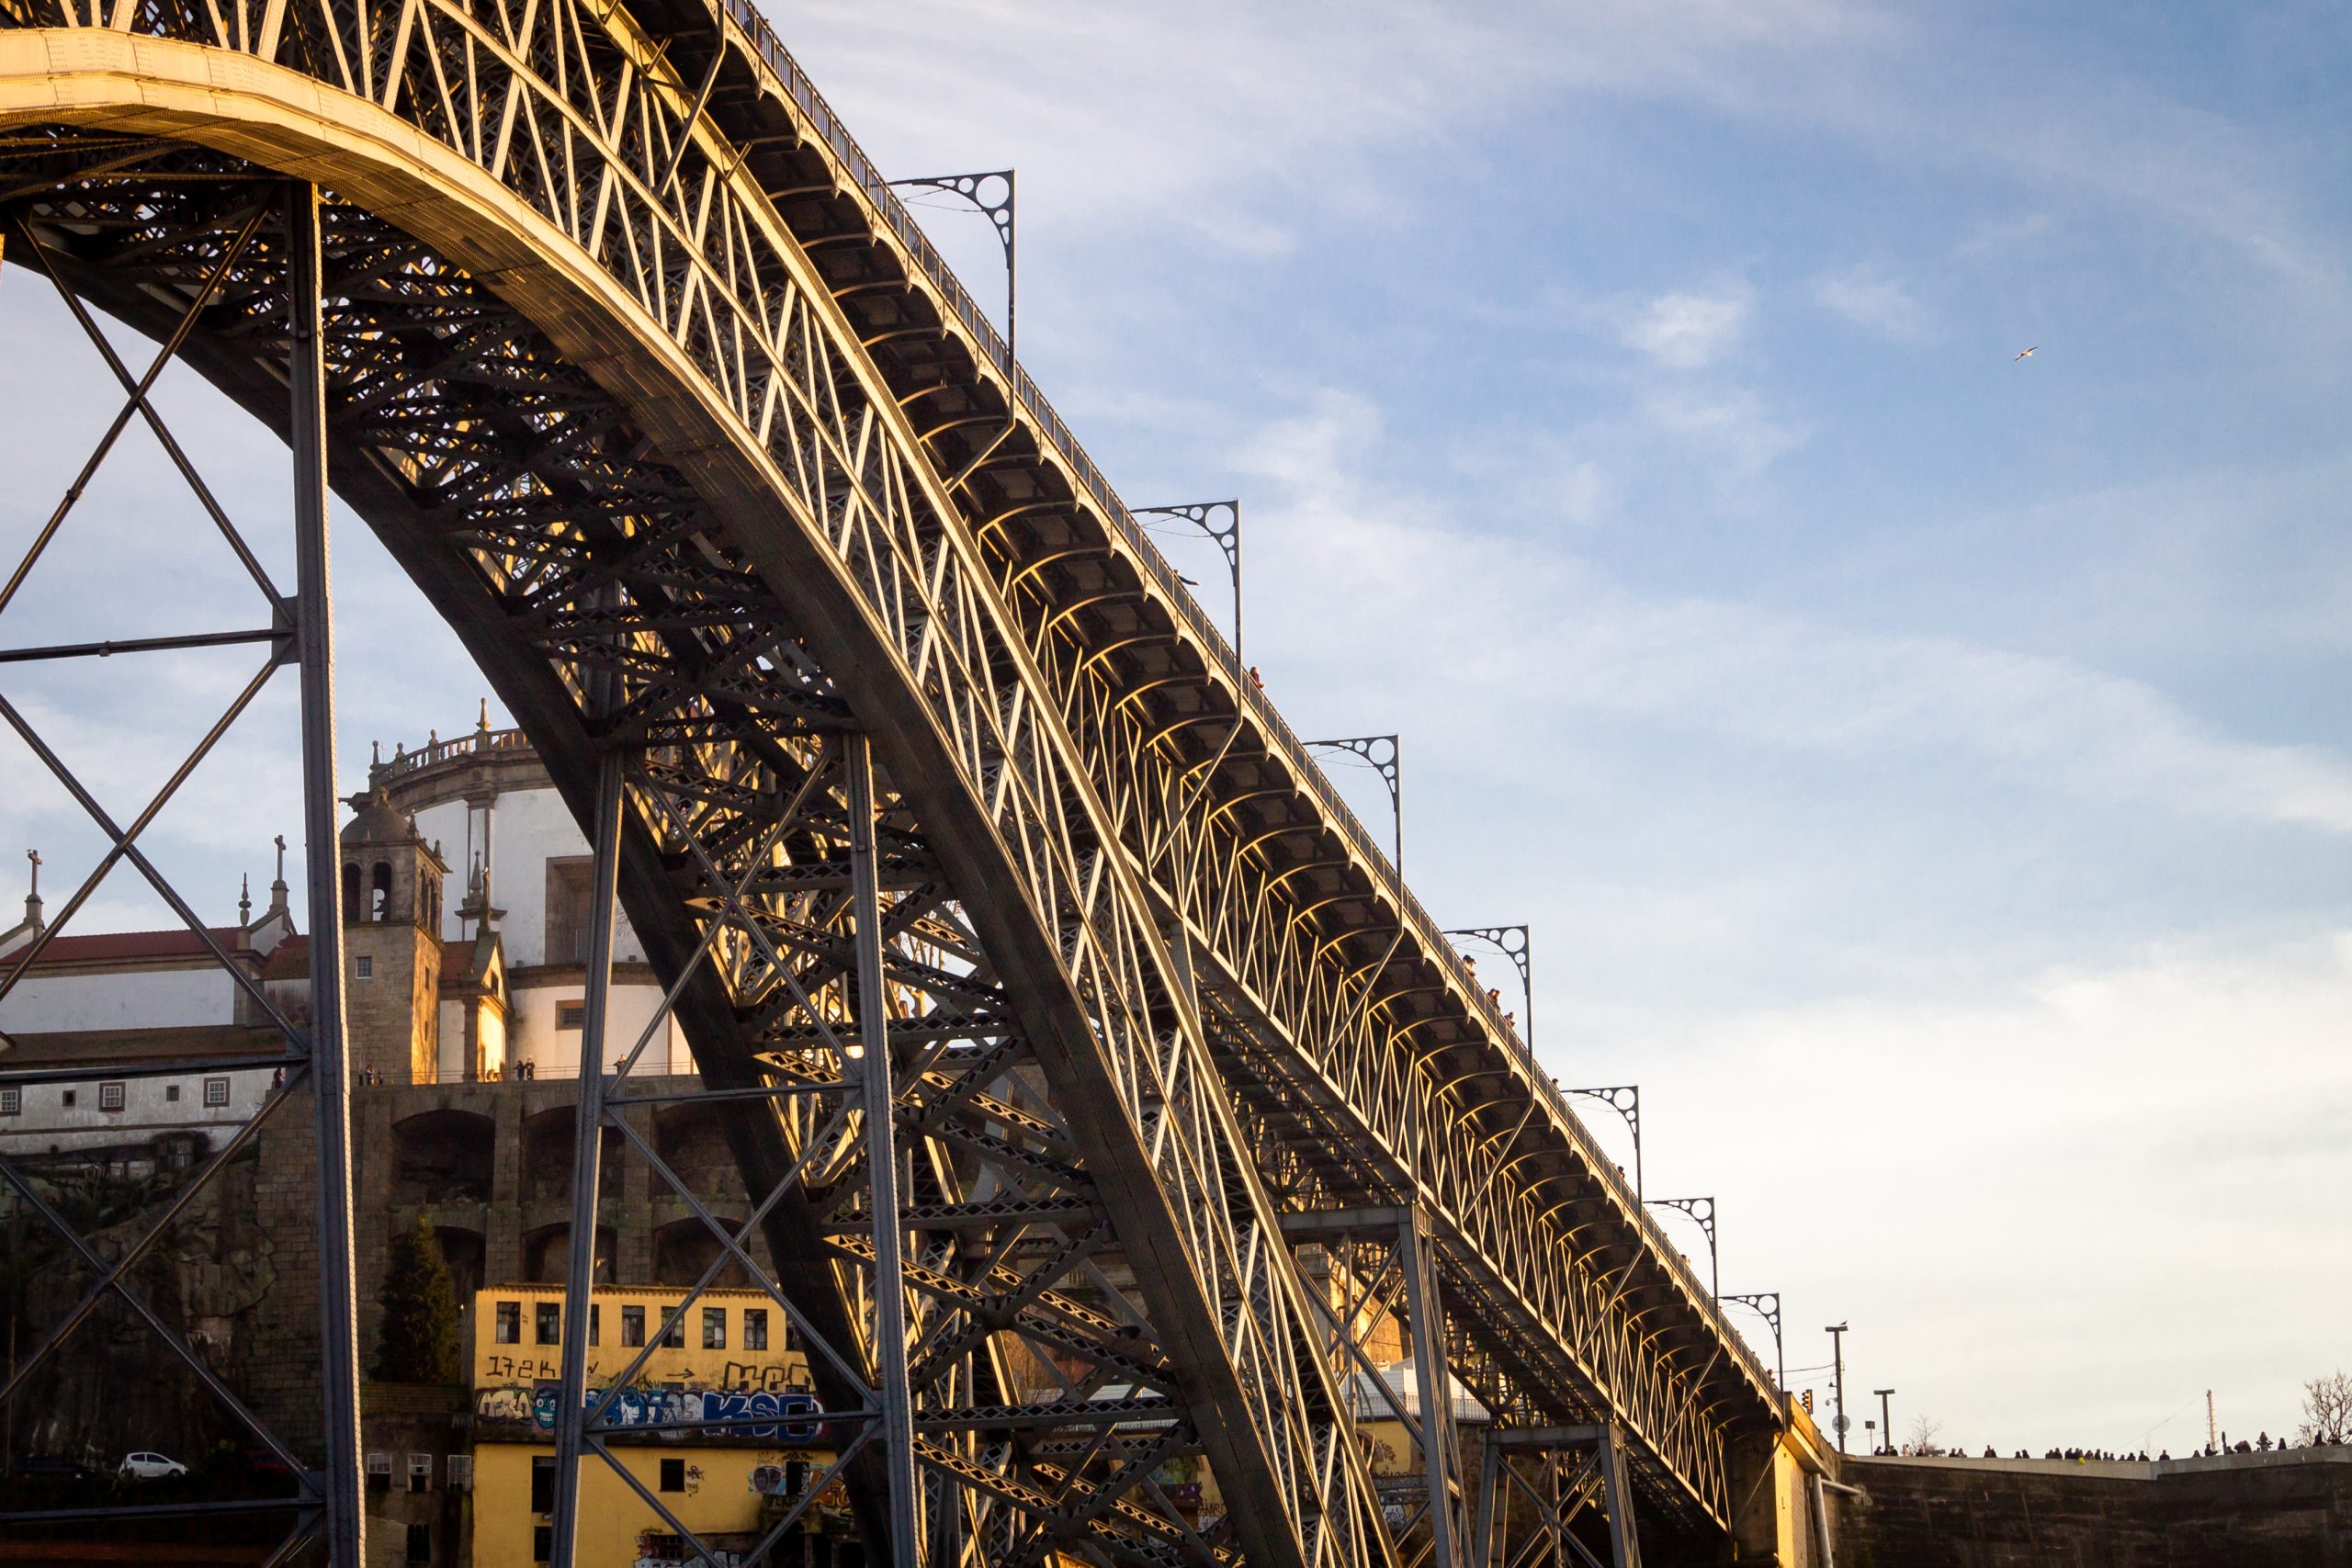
1240;391;2352;839
1620;284;1756;368
781;0;1881;250
1675;930;2352;1449
1812;263;1927;339
1636;383;1804;485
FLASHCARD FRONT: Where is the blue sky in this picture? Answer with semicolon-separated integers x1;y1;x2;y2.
3;0;2347;1457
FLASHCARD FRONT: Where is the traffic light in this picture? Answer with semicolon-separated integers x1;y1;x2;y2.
1801;1389;1815;1414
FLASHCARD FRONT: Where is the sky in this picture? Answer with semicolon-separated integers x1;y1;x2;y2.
3;0;2349;1459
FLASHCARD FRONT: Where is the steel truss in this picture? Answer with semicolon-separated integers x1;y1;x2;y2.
0;142;1383;1566
1473;1428;1645;1568
0;0;1783;1554
0;182;362;1562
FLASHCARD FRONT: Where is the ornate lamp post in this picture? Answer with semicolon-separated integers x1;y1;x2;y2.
888;169;1016;365
1647;1194;1718;1299
1305;734;1400;876
1135;501;1242;662
1565;1084;1642;1197
1723;1291;1785;1391
1443;924;1531;1044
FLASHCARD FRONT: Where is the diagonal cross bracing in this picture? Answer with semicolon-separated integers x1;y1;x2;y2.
0;0;1781;1548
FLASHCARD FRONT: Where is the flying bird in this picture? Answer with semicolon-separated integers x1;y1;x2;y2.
2014;346;2037;361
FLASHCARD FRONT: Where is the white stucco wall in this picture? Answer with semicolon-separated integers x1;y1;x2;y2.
0;1066;273;1155
421;784;650;969
0;964;233;1034
436;998;465;1080
505;980;686;1077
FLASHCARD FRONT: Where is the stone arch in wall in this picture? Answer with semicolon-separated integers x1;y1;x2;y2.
521;1223;616;1286
390;1108;495;1207
520;1106;621;1207
651;1218;754;1291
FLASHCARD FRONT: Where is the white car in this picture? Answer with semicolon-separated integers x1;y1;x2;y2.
119;1452;186;1480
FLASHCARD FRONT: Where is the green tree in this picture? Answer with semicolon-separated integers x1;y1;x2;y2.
373;1217;461;1384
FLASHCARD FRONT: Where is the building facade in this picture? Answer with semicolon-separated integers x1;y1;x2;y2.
468;1283;842;1568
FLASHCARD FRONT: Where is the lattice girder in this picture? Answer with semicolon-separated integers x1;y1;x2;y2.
0;116;1378;1564
0;0;1779;1544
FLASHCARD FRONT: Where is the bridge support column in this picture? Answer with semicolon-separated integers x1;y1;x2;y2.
847;730;922;1567
1488;1426;1645;1568
1471;1427;1502;1566
1399;1207;1469;1568
548;720;624;1568
288;177;366;1568
1595;1424;1644;1568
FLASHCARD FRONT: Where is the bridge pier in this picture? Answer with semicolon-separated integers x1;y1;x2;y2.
1726;1397;1840;1566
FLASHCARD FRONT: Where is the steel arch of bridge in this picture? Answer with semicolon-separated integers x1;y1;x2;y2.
0;0;1781;1560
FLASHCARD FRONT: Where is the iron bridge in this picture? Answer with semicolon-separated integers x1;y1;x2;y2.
0;0;1784;1562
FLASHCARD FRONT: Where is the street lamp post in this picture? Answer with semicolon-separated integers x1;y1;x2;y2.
1875;1388;1895;1456
1722;1292;1784;1391
888;170;1016;367
1135;502;1242;664
1565;1085;1641;1196
1826;1323;1850;1453
1647;1195;1717;1299
1305;734;1401;876
1443;924;1531;1045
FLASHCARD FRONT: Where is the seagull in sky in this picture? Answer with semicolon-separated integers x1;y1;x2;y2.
2014;346;2037;361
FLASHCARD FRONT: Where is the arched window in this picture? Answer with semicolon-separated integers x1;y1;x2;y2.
341;862;360;920
370;862;393;923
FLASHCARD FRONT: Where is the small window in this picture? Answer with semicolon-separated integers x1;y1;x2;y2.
61;1089;76;1109
529;1455;556;1514
204;1078;231;1107
99;1081;126;1112
404;1523;430;1563
0;1088;18;1116
620;1305;645;1347
659;1457;685;1494
355;955;374;980
494;1301;520;1344
366;1451;393;1480
742;1308;768;1351
702;1307;726;1349
556;1001;586;1032
545;859;596;964
536;1302;560;1345
446;1453;472;1491
164;1084;180;1102
407;1452;432;1493
533;1526;552;1564
661;1308;683;1348
589;1304;600;1347
644;1537;685;1565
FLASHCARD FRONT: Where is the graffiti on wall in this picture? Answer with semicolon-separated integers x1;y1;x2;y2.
476;1382;824;1442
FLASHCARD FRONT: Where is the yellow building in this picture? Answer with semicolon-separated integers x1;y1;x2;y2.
469;1284;847;1568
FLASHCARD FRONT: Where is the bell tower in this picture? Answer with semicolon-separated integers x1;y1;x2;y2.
340;784;447;1084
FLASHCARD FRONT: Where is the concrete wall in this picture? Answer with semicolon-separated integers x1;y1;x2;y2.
1835;1450;2352;1567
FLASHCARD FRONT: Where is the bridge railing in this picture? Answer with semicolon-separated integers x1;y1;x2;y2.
715;0;1773;1403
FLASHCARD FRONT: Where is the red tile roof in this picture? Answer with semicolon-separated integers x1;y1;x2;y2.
260;935;311;981
0;1021;282;1066
15;927;247;964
